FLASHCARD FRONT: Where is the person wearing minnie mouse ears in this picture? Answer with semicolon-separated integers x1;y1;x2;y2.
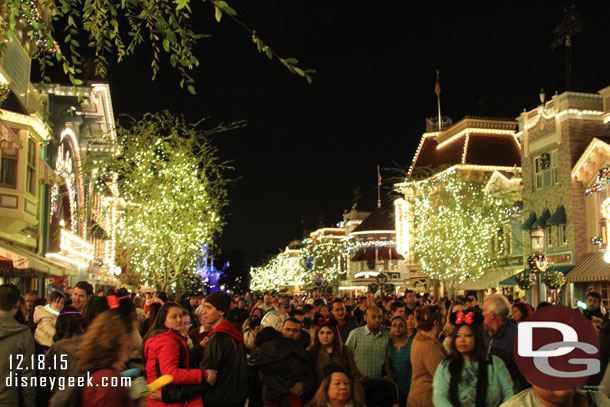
432;309;514;407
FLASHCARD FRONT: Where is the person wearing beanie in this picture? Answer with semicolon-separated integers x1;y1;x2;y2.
199;291;248;407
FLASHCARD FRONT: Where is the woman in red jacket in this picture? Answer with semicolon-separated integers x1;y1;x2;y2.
144;302;216;407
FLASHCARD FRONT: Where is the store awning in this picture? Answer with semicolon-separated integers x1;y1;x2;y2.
0;242;76;277
500;265;574;286
537;208;551;228
521;212;537;230
458;268;517;290
565;252;610;282
351;247;405;262
547;205;567;225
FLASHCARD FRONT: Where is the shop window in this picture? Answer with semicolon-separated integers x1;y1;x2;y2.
0;147;18;188
26;138;36;195
559;224;567;246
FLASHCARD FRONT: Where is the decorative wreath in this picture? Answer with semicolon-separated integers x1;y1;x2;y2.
527;252;548;273
542;271;565;290
516;272;536;290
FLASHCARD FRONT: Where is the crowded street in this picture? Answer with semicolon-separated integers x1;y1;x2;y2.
1;1;610;406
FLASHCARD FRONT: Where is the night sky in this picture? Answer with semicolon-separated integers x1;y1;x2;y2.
104;1;610;265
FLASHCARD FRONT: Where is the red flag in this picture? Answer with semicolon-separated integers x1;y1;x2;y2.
435;78;441;96
377;167;382;186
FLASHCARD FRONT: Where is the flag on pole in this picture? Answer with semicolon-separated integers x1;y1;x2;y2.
435;70;441;96
377;165;382;186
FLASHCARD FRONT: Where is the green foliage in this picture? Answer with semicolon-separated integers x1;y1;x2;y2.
0;0;315;90
407;169;512;295
95;111;240;290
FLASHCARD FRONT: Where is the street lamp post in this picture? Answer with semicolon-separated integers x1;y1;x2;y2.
531;228;546;306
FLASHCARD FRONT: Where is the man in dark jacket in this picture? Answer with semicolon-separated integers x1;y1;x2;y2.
0;284;36;407
483;294;528;394
200;291;248;407
255;322;314;407
330;299;358;343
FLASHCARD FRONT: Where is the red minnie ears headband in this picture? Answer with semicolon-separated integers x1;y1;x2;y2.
107;295;128;309
316;317;337;327
449;310;483;327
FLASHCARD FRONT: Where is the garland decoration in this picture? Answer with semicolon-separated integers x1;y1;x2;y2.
542;270;565;290
586;166;610;195
591;236;603;248
516;272;536;290
0;82;10;102
19;0;58;54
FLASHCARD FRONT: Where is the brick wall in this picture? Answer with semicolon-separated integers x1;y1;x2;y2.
522;118;610;263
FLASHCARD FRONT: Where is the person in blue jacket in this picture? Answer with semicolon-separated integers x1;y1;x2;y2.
433;309;513;407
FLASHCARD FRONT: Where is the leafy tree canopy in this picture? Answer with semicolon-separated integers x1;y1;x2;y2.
0;0;315;92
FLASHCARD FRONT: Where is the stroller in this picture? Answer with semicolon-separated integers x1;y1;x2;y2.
363;379;400;407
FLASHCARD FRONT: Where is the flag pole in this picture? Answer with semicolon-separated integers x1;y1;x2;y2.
435;69;442;131
377;165;381;209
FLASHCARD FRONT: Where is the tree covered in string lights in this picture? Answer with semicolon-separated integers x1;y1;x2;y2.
249;238;349;292
96;111;237;291
299;238;349;287
408;169;512;296
250;256;301;292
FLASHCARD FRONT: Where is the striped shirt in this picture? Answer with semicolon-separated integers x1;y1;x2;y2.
345;325;390;379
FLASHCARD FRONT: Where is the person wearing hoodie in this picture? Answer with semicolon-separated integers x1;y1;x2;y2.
0;283;36;407
144;302;216;407
199;291;249;407
33;291;65;348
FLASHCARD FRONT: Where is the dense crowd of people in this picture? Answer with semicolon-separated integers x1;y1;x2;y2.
1;282;610;406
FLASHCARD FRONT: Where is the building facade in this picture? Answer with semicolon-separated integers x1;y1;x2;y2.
41;83;123;292
563;86;610;308
515;89;610;306
395;116;523;296
0;11;75;294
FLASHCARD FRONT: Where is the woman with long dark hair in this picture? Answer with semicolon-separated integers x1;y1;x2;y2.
432;309;513;407
510;302;530;325
309;318;364;407
386;314;415;407
140;301;162;336
144;301;216;407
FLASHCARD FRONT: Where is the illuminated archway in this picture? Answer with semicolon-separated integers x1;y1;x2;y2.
50;128;86;236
